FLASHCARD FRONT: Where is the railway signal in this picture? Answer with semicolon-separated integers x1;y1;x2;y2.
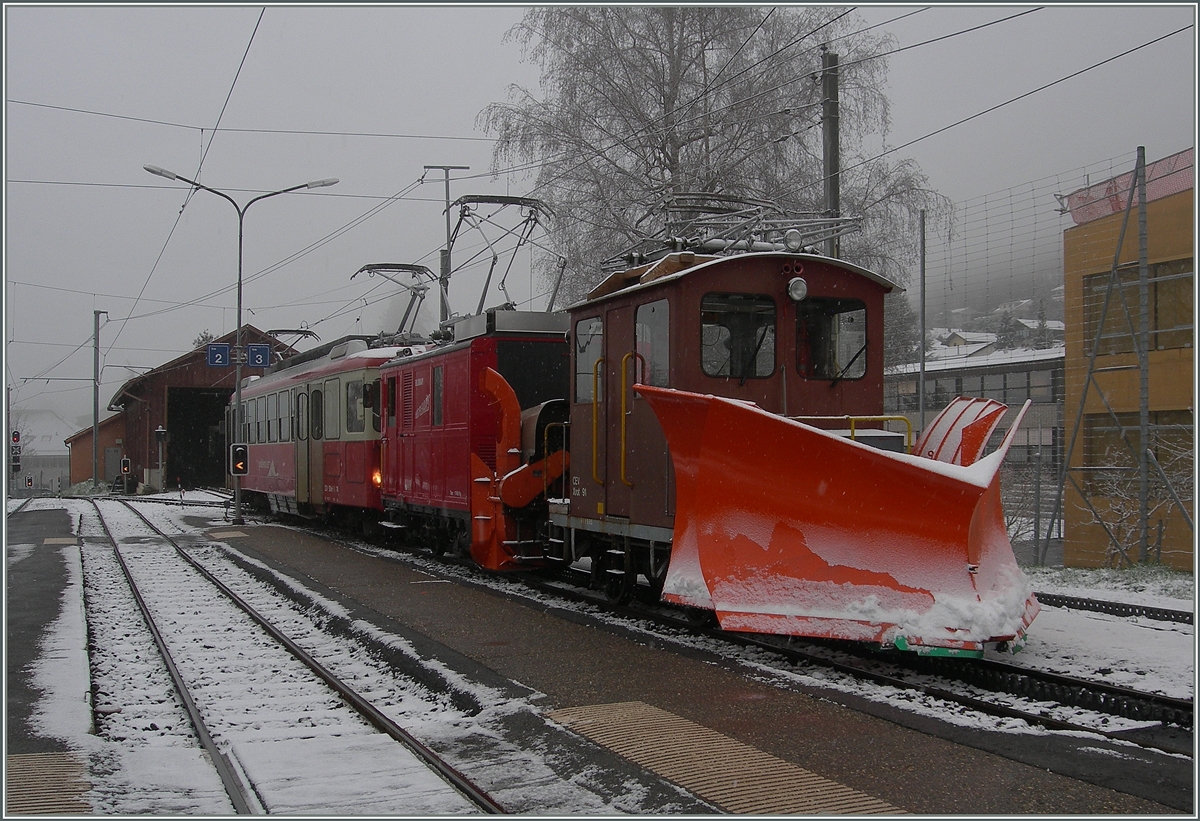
24;474;32;488
121;457;131;475
230;443;249;476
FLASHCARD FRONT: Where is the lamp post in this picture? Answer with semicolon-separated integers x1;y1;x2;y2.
154;425;167;492
144;165;338;524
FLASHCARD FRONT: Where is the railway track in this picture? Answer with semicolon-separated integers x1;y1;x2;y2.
323;530;1192;757
1033;592;1193;625
86;498;504;815
522;573;1193;754
7;497;35;515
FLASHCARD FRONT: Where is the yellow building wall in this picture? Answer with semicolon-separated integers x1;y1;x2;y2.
1062;187;1194;570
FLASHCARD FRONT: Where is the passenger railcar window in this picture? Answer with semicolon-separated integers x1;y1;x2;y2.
280;391;292;442
257;396;267;443
345;379;365;433
432;367;444;427
796;298;867;381
323;378;341;439
267;394;278;443
574;317;603;402
635;300;670;386
701;293;775;379
311;389;324;440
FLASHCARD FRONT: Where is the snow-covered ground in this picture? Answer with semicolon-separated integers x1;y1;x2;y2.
6;494;1194;812
10;496;706;815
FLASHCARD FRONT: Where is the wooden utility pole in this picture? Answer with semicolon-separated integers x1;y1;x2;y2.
93;310;107;488
821;46;840;259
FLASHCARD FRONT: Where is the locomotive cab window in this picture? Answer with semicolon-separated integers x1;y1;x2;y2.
574;316;603;403
636;299;670;386
368;379;382;433
796;298;868;381
701;293;775;380
385;377;397;429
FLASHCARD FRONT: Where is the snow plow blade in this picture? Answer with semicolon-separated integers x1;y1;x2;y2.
635;386;1039;655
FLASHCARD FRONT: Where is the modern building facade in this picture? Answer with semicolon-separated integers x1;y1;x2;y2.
1060;148;1193;571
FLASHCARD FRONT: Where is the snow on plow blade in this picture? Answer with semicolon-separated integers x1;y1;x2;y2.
635;386;1039;655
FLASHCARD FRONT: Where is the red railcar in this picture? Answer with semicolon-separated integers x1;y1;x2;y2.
378;310;569;568
233;337;424;521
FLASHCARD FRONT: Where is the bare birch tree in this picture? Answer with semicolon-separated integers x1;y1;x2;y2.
480;6;948;303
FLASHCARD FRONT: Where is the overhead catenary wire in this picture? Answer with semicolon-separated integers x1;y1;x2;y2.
8;12;1191;389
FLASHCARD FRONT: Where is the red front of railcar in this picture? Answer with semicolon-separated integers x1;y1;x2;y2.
379;310;569;566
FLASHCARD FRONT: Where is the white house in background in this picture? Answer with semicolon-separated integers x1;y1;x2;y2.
9;407;75;493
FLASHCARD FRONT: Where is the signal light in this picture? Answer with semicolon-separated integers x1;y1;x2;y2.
230;444;249;476
121;457;131;475
10;430;19;444
24;475;32;488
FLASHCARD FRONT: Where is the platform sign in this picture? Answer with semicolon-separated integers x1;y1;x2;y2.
206;343;232;367
246;343;271;368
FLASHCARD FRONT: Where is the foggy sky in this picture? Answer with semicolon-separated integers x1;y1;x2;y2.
4;4;1195;428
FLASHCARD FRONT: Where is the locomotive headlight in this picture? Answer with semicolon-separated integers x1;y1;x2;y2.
787;276;809;302
783;228;805;252
372;470;382;488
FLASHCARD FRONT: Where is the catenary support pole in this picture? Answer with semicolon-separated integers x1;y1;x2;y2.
424;165;470;323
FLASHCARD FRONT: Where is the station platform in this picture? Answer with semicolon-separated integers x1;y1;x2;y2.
5;499;1184;815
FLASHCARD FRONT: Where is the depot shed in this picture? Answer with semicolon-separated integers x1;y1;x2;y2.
66;326;294;490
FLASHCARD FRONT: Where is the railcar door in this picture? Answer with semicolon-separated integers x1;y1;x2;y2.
604;299;673;527
381;374;398;497
601;305;633;518
569;315;605;520
307;384;325;506
295;388;309;505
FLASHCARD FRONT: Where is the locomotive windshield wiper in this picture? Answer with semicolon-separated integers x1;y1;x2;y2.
738;326;770;386
829;343;867;387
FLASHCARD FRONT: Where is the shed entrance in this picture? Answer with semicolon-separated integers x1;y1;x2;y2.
166;387;231;489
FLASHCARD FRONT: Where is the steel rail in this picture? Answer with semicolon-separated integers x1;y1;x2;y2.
1035;591;1193;625
88;499;256;814
7;497;35;515
112;499;506;814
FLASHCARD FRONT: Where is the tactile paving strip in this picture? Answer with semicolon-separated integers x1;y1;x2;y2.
548;701;904;815
5;752;92;815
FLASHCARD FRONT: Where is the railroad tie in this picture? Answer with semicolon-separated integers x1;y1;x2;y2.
549;701;904;815
5;752;92;815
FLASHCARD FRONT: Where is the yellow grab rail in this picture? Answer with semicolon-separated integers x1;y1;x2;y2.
591;357;605;486
790;414;914;452
620;351;646;488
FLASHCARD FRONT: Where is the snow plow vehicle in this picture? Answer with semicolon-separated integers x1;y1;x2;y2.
235;201;1038;657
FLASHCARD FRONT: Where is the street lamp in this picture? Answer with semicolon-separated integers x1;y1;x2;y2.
154;425;167;492
144;165;338;524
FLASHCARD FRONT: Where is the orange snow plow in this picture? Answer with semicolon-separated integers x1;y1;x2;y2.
635;385;1040;656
